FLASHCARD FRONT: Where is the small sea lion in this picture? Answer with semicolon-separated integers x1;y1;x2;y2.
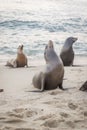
6;45;28;68
60;37;78;66
32;40;64;92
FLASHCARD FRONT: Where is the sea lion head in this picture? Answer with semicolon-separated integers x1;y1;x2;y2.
44;40;60;65
45;40;54;53
65;37;78;46
17;45;24;54
62;37;78;51
48;40;54;49
45;40;54;52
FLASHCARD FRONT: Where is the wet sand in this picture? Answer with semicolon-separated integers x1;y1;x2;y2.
0;56;87;130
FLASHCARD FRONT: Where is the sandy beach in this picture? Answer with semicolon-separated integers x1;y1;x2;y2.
0;56;87;130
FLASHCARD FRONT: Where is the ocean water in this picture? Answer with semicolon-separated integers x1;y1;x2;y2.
0;0;87;63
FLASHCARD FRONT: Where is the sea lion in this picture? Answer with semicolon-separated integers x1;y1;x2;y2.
6;45;28;68
32;40;64;92
60;37;78;66
79;81;87;91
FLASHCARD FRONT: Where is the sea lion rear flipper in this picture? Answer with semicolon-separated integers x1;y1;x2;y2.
59;83;67;90
32;73;45;92
13;60;17;68
27;73;45;93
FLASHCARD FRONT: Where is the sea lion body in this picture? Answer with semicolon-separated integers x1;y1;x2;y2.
33;64;64;90
6;45;28;68
32;40;64;91
60;47;74;66
60;37;78;66
16;52;27;67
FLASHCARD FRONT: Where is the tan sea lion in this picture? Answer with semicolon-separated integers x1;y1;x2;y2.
32;40;64;92
6;45;28;68
60;37;78;66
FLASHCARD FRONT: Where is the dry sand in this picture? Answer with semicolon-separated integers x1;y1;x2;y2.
0;56;87;130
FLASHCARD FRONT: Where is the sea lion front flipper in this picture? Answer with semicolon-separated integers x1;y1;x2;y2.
25;58;28;67
40;73;45;92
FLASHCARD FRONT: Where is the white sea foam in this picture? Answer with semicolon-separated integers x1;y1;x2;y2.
0;0;87;64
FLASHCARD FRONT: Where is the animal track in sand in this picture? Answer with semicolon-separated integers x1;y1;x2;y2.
49;90;62;95
35;114;55;121
42;119;59;128
40;126;50;130
1;126;36;130
68;102;78;110
43;101;52;105
13;108;25;113
25;110;37;118
13;108;37;118
0;108;38;127
59;112;70;118
6;111;24;118
0;126;14;130
44;100;58;105
14;128;36;130
74;119;85;123
0;116;7;120
0;113;25;124
65;121;75;128
84;111;87;116
2;117;25;123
